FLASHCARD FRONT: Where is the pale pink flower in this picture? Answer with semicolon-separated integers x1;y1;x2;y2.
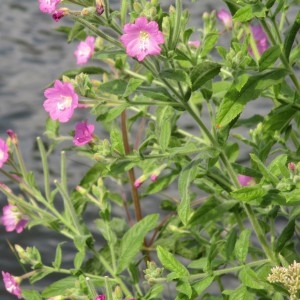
150;174;158;182
38;0;61;14
74;36;95;65
249;25;268;55
1;204;28;234
120;17;164;61
188;40;200;48
43;80;78;123
2;271;22;299
217;8;232;29
73;121;95;146
238;175;255;187
0;138;9;168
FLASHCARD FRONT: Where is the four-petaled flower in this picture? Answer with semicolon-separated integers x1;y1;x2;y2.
38;0;61;14
120;17;164;61
217;8;232;29
249;25;269;55
2;271;22;299
74;36;95;65
1;204;29;234
0;138;9;168
43;80;79;123
73;121;95;146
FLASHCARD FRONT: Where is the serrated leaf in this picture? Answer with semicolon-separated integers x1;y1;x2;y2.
98;79;127;95
52;243;63;269
192;276;214;296
239;266;265;289
190;61;221;91
231;186;266;203
275;218;295;252
156;106;174;151
41;277;77;298
97;105;127;122
216;69;288;127
157;246;189;278
233;5;253;22
176;280;192;298
234;229;251;263
117;214;159;273
159;69;191;87
110;128;125;156
123;78;144;97
178;160;199;225
259;45;281;71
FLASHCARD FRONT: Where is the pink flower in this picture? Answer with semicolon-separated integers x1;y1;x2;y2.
2;271;22;299
1;204;28;234
0;138;9;168
188;40;200;48
43;80;79;123
249;25;268;55
217;8;232;29
74;36;95;65
95;295;105;300
73;121;95;146
52;9;65;22
238;175;255;187
38;0;61;14
120;17;164;61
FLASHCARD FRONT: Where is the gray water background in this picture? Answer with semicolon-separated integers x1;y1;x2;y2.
0;0;297;299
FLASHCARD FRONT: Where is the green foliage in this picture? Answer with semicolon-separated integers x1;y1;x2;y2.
1;0;300;299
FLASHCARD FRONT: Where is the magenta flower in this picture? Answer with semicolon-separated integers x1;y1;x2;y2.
74;36;95;65
38;0;61;14
238;175;255;187
2;271;22;299
217;8;232;29
43;80;79;123
1;204;28;234
73;121;95;146
0;138;9;168
95;295;105;300
249;25;268;55
120;17;165;61
52;9;65;22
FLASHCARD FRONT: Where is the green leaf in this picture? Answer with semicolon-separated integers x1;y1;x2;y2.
22;290;42;300
41;277;77;298
52;243;63;270
223;285;249;300
234;228;251;263
226;228;238;259
117;214;159;273
250;153;279;185
178;159;199;225
284;11;300;60
192;276;214;296
159;69;191;87
275;218;295;252
239;266;265;289
123;78;144;97
176;280;192;298
74;250;85;269
157;246;189;278
216;69;288;127
190;61;221;91
144;284;164;299
97;105;127;122
156;106;174;151
110;128;125;156
98;79;128;95
230;186;267;203
233;5;253;22
259;45;281;71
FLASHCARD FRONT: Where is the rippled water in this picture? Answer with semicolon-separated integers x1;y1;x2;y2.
0;0;295;298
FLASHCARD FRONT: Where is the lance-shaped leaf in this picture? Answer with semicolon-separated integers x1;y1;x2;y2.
159;69;191;87
190;61;221;91
275;218;295;252
234;229;251;264
117;214;159;273
216;69;288;128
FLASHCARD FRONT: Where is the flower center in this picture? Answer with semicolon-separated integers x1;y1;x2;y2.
57;96;72;111
139;31;149;51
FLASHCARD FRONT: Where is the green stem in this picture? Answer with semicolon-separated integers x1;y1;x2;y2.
36;137;51;202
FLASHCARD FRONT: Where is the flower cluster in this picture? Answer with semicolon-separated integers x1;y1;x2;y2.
268;261;300;300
